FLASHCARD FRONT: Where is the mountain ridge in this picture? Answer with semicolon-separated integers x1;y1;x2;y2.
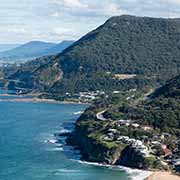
0;44;21;52
3;15;180;94
0;40;74;62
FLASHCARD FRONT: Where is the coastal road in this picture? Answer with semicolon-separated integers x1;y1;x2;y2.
96;110;107;121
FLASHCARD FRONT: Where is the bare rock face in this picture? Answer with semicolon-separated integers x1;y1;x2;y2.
66;124;123;165
116;145;166;170
117;145;149;169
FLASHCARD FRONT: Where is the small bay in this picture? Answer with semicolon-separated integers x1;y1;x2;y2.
0;93;132;180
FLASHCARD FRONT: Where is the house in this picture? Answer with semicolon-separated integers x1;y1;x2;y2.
128;138;136;143
107;133;114;139
132;140;150;157
103;136;112;141
161;133;171;140
142;126;153;131
108;129;118;133
173;159;180;173
159;144;172;157
172;159;180;166
151;141;161;146
113;91;120;94
129;89;137;92
131;123;140;128
132;140;143;147
65;92;71;96
117;120;131;126
117;136;130;143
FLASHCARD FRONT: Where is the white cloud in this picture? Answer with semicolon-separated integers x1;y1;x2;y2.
9;27;27;34
108;3;120;14
0;26;27;34
49;0;122;17
2;0;180;43
51;0;87;8
53;27;72;35
51;12;60;17
51;26;79;40
163;0;180;5
99;2;123;16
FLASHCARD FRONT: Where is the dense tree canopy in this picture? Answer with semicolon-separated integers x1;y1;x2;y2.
2;15;180;94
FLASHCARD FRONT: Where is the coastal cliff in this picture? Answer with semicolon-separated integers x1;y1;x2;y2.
118;146;164;170
66;115;166;170
67;121;124;164
66;89;179;171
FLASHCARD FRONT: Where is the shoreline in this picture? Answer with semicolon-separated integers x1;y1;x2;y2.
0;94;89;105
75;160;152;180
3;95;179;180
146;172;180;180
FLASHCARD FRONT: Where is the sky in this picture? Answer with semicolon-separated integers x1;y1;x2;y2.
1;0;180;44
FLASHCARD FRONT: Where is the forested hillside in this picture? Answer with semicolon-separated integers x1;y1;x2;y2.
152;74;180;98
102;74;180;135
3;15;180;94
0;41;56;60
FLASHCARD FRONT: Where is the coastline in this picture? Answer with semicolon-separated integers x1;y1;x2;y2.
2;95;179;180
146;172;180;180
0;94;89;105
75;160;152;180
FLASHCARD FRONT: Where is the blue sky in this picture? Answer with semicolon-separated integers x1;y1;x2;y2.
1;0;180;43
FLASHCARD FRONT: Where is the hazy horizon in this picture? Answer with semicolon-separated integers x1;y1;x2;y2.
0;40;74;45
1;0;180;44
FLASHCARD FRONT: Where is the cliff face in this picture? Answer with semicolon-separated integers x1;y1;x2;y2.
67;125;166;170
66;91;171;170
67;115;167;170
118;146;168;170
117;146;151;169
67;123;122;164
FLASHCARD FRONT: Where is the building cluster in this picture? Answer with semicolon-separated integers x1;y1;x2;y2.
103;129;150;157
116;119;140;128
66;90;105;102
101;120;180;171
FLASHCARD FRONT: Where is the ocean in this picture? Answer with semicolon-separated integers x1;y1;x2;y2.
0;92;150;180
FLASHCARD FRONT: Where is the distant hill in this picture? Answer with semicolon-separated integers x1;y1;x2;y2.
0;41;56;61
4;15;180;94
41;40;74;56
0;44;21;52
0;40;74;62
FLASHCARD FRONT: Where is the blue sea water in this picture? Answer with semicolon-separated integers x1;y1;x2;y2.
0;93;148;180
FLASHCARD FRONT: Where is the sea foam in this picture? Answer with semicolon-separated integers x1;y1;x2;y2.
73;111;83;115
76;160;152;180
46;147;64;151
119;166;152;180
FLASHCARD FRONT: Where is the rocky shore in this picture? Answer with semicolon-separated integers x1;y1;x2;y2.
66;118;167;171
67;123;124;164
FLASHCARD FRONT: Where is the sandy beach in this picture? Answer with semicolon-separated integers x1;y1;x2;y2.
147;172;180;180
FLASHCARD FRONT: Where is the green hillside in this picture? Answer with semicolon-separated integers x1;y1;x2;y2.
3;15;180;94
152;74;180;98
0;41;56;60
102;74;180;135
